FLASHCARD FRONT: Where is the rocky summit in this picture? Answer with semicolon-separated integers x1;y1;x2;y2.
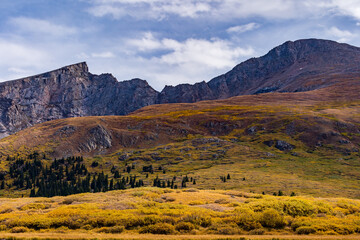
0;63;157;138
0;38;360;137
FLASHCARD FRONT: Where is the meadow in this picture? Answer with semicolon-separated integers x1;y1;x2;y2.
0;84;359;239
0;187;359;239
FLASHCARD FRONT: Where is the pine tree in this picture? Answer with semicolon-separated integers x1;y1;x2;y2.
30;188;36;197
109;179;114;190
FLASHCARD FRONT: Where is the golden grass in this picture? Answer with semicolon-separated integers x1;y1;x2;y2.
0;232;360;240
0;188;359;237
0;80;359;199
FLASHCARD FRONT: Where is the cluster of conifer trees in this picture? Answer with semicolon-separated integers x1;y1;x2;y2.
5;153;145;197
1;152;199;198
152;175;196;189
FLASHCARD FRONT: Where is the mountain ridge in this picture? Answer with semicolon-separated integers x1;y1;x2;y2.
0;38;359;137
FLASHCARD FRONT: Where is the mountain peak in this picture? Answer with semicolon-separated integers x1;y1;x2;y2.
53;61;89;77
59;61;88;72
268;38;358;59
0;38;359;139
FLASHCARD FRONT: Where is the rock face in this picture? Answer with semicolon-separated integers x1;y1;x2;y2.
158;39;360;102
0;62;157;137
0;38;360;137
79;125;113;152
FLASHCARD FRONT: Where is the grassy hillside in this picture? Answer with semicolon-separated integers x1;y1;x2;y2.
0;81;359;198
0;187;359;238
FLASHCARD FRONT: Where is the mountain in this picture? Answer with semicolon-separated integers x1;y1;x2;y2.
158;38;360;102
0;63;157;138
1;81;360;197
0;38;360;198
0;38;359;137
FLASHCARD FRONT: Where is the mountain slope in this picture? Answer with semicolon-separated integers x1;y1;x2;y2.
159;39;360;102
1;80;360;197
0;63;157;138
0;38;359;137
3;79;360;157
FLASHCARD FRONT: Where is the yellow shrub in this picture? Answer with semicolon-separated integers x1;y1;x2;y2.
182;213;212;227
10;226;30;233
175;222;195;232
282;199;316;217
233;209;261;231
139;223;175;234
20;203;47;211
296;226;316;234
97;226;124;233
259;209;286;229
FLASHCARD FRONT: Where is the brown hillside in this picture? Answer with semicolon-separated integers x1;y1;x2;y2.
0;80;360;197
0;79;359;158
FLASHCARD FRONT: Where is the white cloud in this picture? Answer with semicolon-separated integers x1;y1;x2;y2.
87;4;127;19
128;33;254;69
91;51;116;58
326;26;356;42
158;38;254;69
128;32;164;51
153;1;211;18
329;0;360;20
9;17;77;37
86;0;333;20
0;39;52;81
86;0;360;22
87;0;211;19
8;67;28;74
227;23;260;34
114;33;255;89
213;0;302;19
0;39;49;68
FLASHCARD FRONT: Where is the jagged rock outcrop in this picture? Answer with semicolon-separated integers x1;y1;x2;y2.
0;62;157;137
1;38;360;137
79;124;113;152
158;39;360;102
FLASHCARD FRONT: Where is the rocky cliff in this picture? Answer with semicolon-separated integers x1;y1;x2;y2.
158;39;360;103
0;63;157;138
0;38;359;137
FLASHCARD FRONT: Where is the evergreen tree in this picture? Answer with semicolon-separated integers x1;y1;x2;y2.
30;188;36;197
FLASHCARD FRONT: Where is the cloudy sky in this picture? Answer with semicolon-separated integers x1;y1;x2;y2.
1;0;360;90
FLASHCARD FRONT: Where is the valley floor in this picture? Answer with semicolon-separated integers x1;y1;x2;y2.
0;232;360;240
0;188;359;238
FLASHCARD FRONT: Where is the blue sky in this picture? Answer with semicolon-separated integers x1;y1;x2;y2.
1;0;360;90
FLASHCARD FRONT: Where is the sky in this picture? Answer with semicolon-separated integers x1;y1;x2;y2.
1;0;360;91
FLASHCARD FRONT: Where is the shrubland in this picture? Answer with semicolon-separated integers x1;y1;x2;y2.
0;188;359;237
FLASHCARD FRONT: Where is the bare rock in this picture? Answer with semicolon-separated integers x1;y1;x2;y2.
275;140;295;151
79;125;112;152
